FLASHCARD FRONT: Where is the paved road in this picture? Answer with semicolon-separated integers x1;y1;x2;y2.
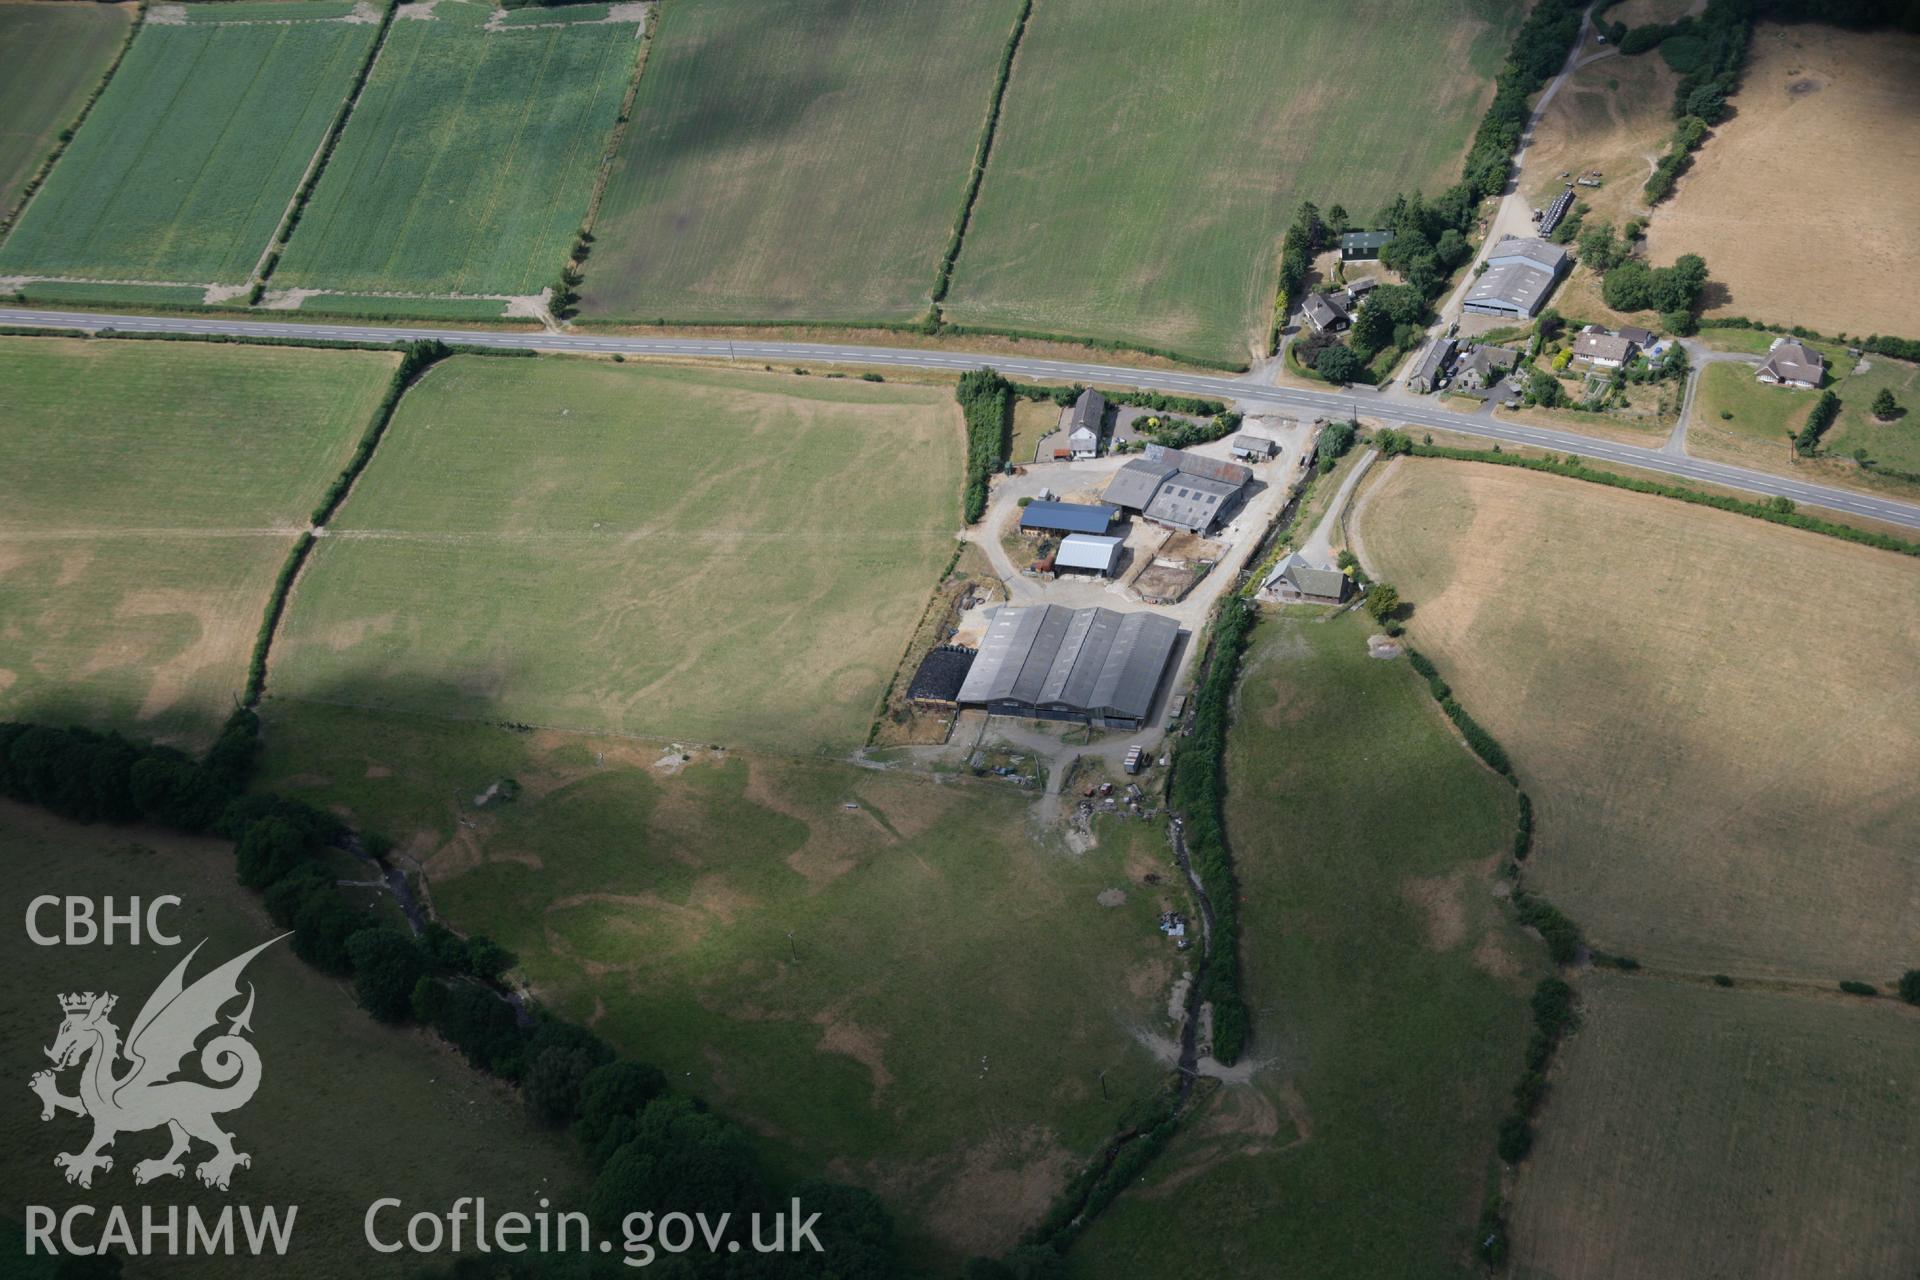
6;306;1919;532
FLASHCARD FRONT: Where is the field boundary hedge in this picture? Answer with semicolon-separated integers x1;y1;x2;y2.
0;3;145;236
929;0;1032;311
1168;594;1256;1065
257;0;399;286
1701;314;1920;364
570;314;1251;373
1377;433;1920;557
957;367;1012;522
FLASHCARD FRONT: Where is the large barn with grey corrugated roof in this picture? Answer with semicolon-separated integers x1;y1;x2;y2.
956;604;1179;729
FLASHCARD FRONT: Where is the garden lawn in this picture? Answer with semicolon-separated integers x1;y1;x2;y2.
267;358;962;754
250;706;1175;1266
943;0;1520;364
1066;612;1541;1279
0;800;581;1280
580;0;1025;324
0;0;131;216
0;3;376;283
0;336;398;746
272;1;640;296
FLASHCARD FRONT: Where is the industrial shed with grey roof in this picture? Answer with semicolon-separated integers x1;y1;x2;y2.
1102;445;1252;533
1463;237;1568;318
956;604;1180;728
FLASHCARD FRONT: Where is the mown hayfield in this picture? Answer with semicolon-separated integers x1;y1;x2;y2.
1356;460;1920;979
0;800;581;1280
0;4;375;283
581;0;1025;324
1067;613;1542;1279
251;704;1174;1264
273;1;640;297
941;0;1519;364
0;336;397;746
1509;975;1920;1280
268;357;961;754
1645;24;1920;338
0;1;131;216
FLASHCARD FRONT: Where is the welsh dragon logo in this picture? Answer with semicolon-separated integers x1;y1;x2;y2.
29;936;283;1191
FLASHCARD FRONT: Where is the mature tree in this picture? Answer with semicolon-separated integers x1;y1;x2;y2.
235;816;313;890
1350;303;1395;355
1872;387;1902;419
587;1097;766;1230
1364;583;1401;622
784;1182;898;1278
1577;222;1625;272
346;927;427;1023
466;935;516;982
1900;969;1920;1006
1368;283;1429;326
291;891;362;976
576;1060;669;1166
1528;368;1565;407
1435;227;1472;271
1314;343;1364;385
1536;308;1564;340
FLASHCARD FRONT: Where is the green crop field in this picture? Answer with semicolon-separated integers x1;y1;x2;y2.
0;800;581;1280
581;0;1024;324
1068;613;1542;1278
272;2;640;297
0;4;375;283
1358;460;1920;980
943;0;1520;363
267;358;961;754
0;336;397;746
0;1;131;217
1509;975;1920;1280
251;705;1176;1264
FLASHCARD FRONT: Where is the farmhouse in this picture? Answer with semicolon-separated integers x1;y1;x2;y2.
1262;552;1349;603
1303;291;1351;334
1407;337;1458;393
1572;326;1636;368
1340;230;1390;261
1020;500;1116;536
956;604;1180;729
1065;388;1106;458
1463;237;1568;318
1104;444;1252;534
1456;345;1521;390
1055;533;1125;577
1229;434;1278;461
1755;338;1826;389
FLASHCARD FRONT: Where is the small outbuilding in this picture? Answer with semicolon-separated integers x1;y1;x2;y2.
1406;337;1458;393
1055;533;1125;577
1262;553;1349;603
1229;434;1278;460
1020;500;1117;536
1340;230;1391;261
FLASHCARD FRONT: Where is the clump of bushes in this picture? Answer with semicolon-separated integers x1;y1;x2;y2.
956;368;1012;523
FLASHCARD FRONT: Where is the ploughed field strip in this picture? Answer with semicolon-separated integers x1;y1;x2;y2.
940;0;1520;363
581;0;1025;324
266;358;961;754
0;1;132;216
271;0;642;297
0;2;377;284
0;336;397;747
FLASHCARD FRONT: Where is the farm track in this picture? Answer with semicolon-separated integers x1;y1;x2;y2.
6;306;1918;533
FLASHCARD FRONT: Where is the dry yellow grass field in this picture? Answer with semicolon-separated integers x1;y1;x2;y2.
1521;44;1678;228
1356;460;1920;980
1509;974;1920;1280
1646;24;1920;337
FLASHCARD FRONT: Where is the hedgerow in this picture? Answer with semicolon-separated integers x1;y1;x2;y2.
930;0;1031;307
1169;595;1257;1064
1388;436;1920;557
956;367;1012;523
